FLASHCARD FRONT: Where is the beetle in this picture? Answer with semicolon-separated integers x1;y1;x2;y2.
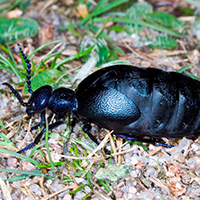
3;44;200;153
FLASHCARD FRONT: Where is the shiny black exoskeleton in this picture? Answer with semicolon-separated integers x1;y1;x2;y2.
3;45;200;153
77;65;200;140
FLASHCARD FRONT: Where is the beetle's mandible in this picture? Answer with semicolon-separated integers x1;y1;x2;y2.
3;45;200;153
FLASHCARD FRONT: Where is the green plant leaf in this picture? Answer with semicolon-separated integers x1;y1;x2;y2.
0;17;39;44
147;36;178;49
144;12;183;32
79;36;109;66
125;1;153;34
126;1;153;18
95;164;130;181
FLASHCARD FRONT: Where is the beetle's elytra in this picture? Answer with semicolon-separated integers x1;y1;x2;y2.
3;45;200;153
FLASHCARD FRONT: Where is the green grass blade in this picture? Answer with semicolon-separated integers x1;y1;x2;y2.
36;51;61;71
0;133;11;143
0;169;54;182
80;0;129;25
94;0;109;11
53;45;94;69
70;137;96;152
27;40;62;59
0;142;17;150
29;143;45;158
0;148;40;166
0;17;39;44
66;18;83;39
45;122;56;174
176;62;197;73
89;24;113;43
92;17;181;37
0;53;22;81
184;71;200;81
37;162;64;168
0;44;9;53
6;44;17;66
69;184;88;194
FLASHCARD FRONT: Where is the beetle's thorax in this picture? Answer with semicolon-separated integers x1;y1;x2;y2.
48;87;76;117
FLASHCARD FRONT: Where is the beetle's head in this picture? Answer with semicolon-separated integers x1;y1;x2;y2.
3;83;53;117
26;85;53;116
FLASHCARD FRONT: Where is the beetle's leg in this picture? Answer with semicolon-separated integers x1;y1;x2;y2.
71;115;77;128
17;120;65;153
29;111;46;131
155;142;174;148
114;133;174;148
70;112;99;144
82;123;100;145
34;120;65;144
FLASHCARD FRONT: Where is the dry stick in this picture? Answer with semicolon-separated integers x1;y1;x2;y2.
3;114;27;128
136;177;148;190
23;184;36;200
107;180;125;197
148;146;164;156
38;0;57;16
116;137;123;164
11;183;29;196
109;133;117;164
150;50;187;57
177;39;199;72
0;177;12;200
81;160;95;178
87;130;112;158
61;132;112;167
39;176;47;197
121;40;157;66
149;177;176;200
41;185;77;200
18;118;33;150
93;190;113;200
60;155;101;160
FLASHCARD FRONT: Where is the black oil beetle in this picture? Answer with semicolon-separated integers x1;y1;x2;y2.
3;44;200;153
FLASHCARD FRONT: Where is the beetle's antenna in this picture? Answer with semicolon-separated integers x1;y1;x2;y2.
17;44;33;94
2;83;28;107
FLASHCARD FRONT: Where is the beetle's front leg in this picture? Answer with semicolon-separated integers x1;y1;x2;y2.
29;111;46;131
17;120;65;153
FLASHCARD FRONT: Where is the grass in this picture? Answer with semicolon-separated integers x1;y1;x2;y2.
0;0;200;199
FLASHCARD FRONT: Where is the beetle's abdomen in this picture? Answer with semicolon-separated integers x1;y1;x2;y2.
119;69;200;138
76;65;200;139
